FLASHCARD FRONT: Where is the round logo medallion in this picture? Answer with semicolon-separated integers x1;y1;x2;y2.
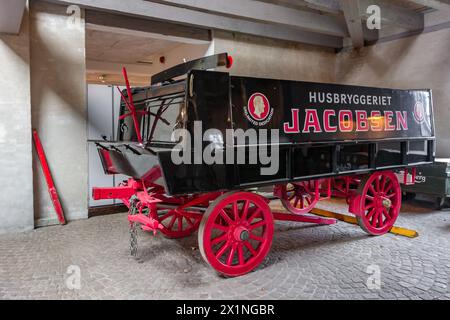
247;93;270;121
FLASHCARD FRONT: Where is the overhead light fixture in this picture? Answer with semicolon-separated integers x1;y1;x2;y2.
98;74;106;83
137;60;153;65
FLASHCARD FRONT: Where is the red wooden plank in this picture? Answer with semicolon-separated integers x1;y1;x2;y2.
32;129;66;225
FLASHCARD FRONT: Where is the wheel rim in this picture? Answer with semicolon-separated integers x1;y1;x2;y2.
152;207;202;239
199;192;274;277
280;181;319;214
357;171;401;235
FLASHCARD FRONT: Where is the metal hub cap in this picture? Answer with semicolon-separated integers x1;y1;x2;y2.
240;230;250;241
233;226;250;242
382;198;392;209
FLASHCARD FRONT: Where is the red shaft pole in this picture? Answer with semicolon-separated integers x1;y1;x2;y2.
121;67;143;144
32;129;66;225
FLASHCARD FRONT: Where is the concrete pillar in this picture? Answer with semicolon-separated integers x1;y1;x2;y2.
30;0;88;226
0;7;34;234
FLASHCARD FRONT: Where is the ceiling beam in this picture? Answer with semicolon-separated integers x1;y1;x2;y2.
359;0;424;31
85;10;211;44
259;0;424;30
406;0;450;11
48;0;343;48
298;0;341;14
86;60;155;75
339;0;364;48
0;0;26;34
254;0;341;14
156;0;348;37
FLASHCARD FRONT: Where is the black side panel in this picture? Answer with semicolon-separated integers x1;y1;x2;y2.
185;70;231;143
231;76;434;144
158;151;235;196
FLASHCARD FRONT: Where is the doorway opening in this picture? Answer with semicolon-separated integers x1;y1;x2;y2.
85;13;213;213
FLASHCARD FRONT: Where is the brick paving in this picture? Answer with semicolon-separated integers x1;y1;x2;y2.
0;197;449;300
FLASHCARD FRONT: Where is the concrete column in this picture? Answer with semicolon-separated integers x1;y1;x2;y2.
30;0;88;226
0;7;34;234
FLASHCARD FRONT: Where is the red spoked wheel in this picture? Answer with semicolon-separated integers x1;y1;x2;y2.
279;180;319;215
199;192;274;277
152;206;202;239
356;171;401;236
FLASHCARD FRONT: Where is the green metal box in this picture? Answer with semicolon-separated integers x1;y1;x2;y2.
402;158;450;208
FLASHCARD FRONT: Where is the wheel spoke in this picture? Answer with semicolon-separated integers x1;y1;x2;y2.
168;215;177;229
185;216;194;227
159;211;175;223
247;208;262;224
384;181;393;193
365;203;374;210
369;184;376;195
249;233;264;243
366;208;376;220
249;220;266;230
385;193;396;199
219;209;234;225
306;197;312;206
371;211;380;227
211;233;228;246
178;216;183;231
215;241;231;259
377;210;384;227
241;200;250;221
226;244;237;266
375;176;380;191
382;207;391;220
238;244;245;265
213;223;229;232
244;241;257;257
233;202;239;221
293;196;300;208
380;175;386;191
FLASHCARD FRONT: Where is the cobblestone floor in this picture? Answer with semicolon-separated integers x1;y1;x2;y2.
0;197;449;300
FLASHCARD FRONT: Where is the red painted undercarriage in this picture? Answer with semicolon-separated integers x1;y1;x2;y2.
93;165;416;277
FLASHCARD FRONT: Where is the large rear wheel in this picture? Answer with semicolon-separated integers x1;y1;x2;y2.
198;192;274;277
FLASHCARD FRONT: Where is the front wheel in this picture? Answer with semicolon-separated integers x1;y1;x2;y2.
356;171;401;236
198;191;274;277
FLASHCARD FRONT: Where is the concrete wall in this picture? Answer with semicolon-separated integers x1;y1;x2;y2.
213;31;336;82
336;29;450;157
30;0;88;226
0;7;34;234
